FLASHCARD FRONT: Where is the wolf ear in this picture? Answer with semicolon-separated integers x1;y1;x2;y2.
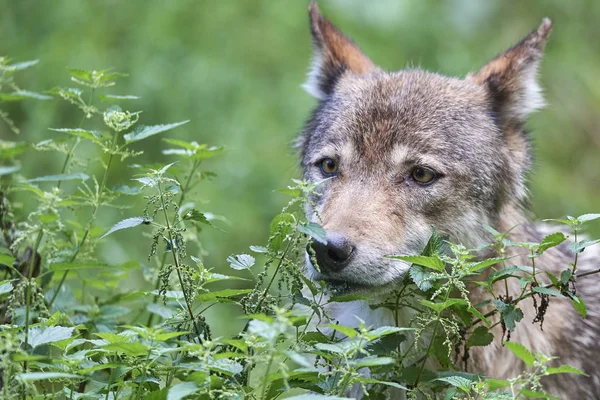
470;19;552;124
304;1;376;100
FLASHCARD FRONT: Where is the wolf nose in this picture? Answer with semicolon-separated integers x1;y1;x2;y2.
311;231;355;273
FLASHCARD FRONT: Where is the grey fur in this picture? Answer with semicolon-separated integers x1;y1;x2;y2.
299;4;599;398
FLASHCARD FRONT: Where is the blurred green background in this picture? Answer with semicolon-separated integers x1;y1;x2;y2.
1;0;599;290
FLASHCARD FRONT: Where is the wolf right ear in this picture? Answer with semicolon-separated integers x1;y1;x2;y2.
469;19;552;125
304;1;376;100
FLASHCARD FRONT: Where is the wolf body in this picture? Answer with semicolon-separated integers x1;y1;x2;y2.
298;3;600;398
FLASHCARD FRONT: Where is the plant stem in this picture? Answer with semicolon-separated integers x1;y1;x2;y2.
157;181;203;342
22;228;44;374
147;159;200;327
49;128;119;307
261;351;275;400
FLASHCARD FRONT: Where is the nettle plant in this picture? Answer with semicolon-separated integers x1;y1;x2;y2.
0;59;599;400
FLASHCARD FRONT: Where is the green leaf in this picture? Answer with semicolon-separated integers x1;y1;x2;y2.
0;254;15;265
296;222;327;244
0;141;28;159
67;68;93;82
354;357;395;368
49;262;110;271
467;257;507;273
17;372;81;382
0;280;13;295
49;128;103;142
569;239;600;254
546;364;588;376
112;184;141;195
0;165;20;175
519;389;556;398
577;213;600;223
285;395;351;400
123;120;190;143
268;212;295;252
101;217;148;239
467;326;494;348
389;255;445;272
227;254;255;270
327;324;357;339
493;300;523;331
167;382;199;400
249;245;268;253
28;173;89;182
0;90;52;101
102;342;149;357
182;209;213;226
409;264;434;291
197;289;252;302
5;59;39;71
98;93;140;101
568;293;587;318
436;375;475;391
485;378;510;390
537;232;566;253
503;341;535;367
420;298;468;314
192;145;225;160
28;326;75;348
533;286;565;298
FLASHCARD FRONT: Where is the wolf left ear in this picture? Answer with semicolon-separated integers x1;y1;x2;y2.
304;1;376;100
470;19;552;124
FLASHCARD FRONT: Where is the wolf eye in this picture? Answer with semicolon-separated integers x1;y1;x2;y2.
411;166;437;185
319;158;338;176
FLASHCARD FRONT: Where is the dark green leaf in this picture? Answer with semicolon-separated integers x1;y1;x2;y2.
101;217;148;239
167;382;199;400
533;286;565;298
467;326;494;348
297;222;327;244
388;255;445;272
537;232;566;253
123;120;190;143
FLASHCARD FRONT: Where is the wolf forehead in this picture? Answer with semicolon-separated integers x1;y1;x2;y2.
300;69;503;168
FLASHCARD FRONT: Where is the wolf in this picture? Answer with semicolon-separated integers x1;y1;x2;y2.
298;2;600;398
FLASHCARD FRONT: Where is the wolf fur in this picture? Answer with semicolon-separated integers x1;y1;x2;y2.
298;2;600;398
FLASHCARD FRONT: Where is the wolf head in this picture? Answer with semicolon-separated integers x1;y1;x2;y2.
299;2;552;293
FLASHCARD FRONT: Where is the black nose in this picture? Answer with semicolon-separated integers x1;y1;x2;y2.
311;231;355;273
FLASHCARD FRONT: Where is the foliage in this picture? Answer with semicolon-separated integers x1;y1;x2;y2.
0;62;599;400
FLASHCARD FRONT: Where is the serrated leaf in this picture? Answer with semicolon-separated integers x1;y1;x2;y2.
569;239;600;254
227;254;255;270
327;324;357;339
98;93;140;101
389;255;445;272
409;264;434;291
467;257;507;273
537;232;566;253
546;364;588;376
0;281;13;295
167;382;199;400
577;213;600;223
197;289;252;302
436;375;475;390
123;120;190;143
182;209;213;226
296;222;327;244
533;286;565;298
0;90;52;101
467;326;494;348
28;326;75;348
493;300;523;332
102;342;148;357
101;217;148;239
503;342;535;367
568;293;587;318
28;173;89;182
354;357;395;368
49;128;102;142
5;59;39;71
17;372;81;382
285;395;350;400
249;245;267;253
420;298;468;314
49;262;110;271
0;165;20;175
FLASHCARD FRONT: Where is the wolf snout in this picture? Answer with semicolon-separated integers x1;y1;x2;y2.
310;231;355;273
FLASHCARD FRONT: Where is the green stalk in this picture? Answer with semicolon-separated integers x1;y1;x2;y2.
49;127;119;307
157;180;203;342
146;159;200;327
22;229;44;371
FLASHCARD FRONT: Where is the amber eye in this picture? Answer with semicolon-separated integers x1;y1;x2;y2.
411;166;437;185
320;158;338;176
